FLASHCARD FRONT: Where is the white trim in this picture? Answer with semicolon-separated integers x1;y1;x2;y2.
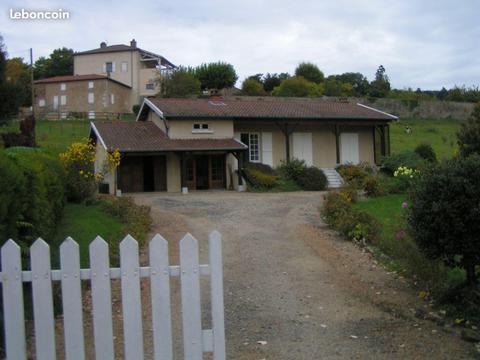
90;122;107;150
136;98;164;121
356;103;399;120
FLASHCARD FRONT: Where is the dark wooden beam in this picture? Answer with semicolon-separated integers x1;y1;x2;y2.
372;126;377;165
180;152;186;189
334;124;340;164
380;125;386;157
237;152;244;186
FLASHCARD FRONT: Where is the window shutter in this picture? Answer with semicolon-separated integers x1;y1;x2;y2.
261;132;273;166
112;62;116;72
102;63;106;73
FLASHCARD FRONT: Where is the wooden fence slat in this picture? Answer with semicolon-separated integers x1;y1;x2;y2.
149;234;173;360
180;233;203;360
89;236;114;360
60;237;85;360
1;240;27;360
209;231;226;360
120;235;144;360
30;238;56;360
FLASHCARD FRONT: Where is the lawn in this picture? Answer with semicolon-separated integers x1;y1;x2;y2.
53;202;123;267
390;117;461;160
36;120;90;155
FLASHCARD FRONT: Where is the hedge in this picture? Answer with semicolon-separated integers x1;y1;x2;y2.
0;147;66;246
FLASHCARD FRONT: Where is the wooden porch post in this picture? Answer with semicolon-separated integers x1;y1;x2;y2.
335;125;340;164
180;152;187;189
380;125;386;157
237;152;244;186
372;126;377;165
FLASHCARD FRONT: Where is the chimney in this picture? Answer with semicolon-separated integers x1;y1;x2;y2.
130;39;137;48
100;41;107;48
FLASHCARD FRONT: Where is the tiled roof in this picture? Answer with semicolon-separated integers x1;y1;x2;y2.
74;44;176;68
146;97;397;121
34;74;131;88
91;121;247;153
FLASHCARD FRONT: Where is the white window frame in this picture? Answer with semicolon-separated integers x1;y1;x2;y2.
192;123;212;134
248;133;261;162
60;95;67;106
38;99;46;107
60;83;66;91
88;111;95;120
121;61;128;72
88;93;94;104
88;81;94;89
110;93;115;104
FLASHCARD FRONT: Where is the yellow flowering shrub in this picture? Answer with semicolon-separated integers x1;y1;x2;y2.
60;139;121;202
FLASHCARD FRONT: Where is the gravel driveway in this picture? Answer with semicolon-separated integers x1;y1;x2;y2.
132;191;472;359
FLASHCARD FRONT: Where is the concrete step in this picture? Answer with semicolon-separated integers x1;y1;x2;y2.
320;168;344;189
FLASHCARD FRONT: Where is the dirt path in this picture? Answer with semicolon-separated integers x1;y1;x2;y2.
132;191;474;359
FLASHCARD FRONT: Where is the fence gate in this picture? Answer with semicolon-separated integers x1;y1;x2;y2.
0;231;226;360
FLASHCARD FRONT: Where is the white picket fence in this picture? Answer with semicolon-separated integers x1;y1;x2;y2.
0;232;226;360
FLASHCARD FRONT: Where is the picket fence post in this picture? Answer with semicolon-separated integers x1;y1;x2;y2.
0;232;226;360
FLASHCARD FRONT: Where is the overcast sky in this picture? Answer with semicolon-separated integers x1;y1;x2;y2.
2;0;479;90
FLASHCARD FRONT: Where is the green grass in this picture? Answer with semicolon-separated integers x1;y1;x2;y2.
353;194;406;239
390;117;461;160
53;202;123;267
36;120;90;155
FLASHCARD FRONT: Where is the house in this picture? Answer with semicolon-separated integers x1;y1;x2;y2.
33;39;176;117
33;74;132;119
90;97;397;194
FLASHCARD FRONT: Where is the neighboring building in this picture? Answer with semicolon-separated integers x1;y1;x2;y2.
74;39;175;107
33;74;131;119
33;39;175;117
90;97;397;194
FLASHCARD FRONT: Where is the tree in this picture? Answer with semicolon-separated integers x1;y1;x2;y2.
263;73;289;93
437;87;448;101
241;78;266;96
295;62;324;84
272;76;322;97
0;35;22;122
457;103;480;157
34;47;73;79
158;67;201;98
6;57;31;106
335;72;370;96
193;62;238;90
408;155;480;286
368;65;391;98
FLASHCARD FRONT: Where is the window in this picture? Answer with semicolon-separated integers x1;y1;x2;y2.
38;99;46;107
60;112;68;119
88;81;94;89
192;123;211;133
145;83;155;90
121;62;128;72
241;133;260;162
211;156;224;181
88;111;95;119
60;83;66;91
88;93;94;104
60;95;67;106
104;62;114;73
110;94;115;104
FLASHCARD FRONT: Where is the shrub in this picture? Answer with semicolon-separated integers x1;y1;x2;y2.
337;164;369;184
1;148;66;244
296;166;327;190
277;158;306;182
380;150;425;175
59;140;120;202
362;176;381;197
322;191;380;243
243;167;277;189
457;103;480;157
376;174;404;194
245;162;276;175
414;143;437;163
408;154;480;286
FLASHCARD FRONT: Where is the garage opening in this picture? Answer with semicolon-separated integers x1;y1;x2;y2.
118;155;167;193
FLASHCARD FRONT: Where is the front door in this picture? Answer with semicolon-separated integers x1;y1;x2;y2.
340;133;360;164
53;95;59;110
118;155;167;192
185;154;226;190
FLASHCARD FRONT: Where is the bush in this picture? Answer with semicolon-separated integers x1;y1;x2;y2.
362;176;381;196
277;158;307;182
245;162;276;175
322;191;380;243
132;104;141;115
337;164;369;184
376;174;405;194
296;166;327;190
408;155;480;286
414;143;437;163
1;148;66;244
380;151;425;175
243;167;277;189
